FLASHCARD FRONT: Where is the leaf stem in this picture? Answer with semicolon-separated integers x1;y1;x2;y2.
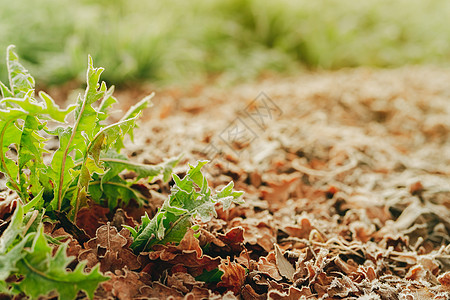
57;98;88;210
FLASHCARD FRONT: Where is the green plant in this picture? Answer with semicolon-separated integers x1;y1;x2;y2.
0;45;179;219
0;203;108;299
0;44;180;298
127;160;244;253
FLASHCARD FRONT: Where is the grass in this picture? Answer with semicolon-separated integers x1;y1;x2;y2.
1;0;450;87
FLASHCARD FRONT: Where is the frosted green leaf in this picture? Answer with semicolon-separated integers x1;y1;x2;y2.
14;225;108;300
6;45;35;98
129;161;244;253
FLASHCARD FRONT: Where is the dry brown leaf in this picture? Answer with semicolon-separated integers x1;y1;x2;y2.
111;208;137;232
50;227;82;259
231;218;276;252
98;269;146;299
283;217;313;239
78;223;140;273
183;286;211;300
76;201;109;238
140;282;184;299
268;286;311;300
326;276;359;298
438;272;450;289
259;175;300;209
241;284;266;300
274;244;295;282
257;253;282;281
166;272;204;293
145;228;221;276
217;257;246;295
0;191;17;220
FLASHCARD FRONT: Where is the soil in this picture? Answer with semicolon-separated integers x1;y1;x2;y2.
3;67;450;299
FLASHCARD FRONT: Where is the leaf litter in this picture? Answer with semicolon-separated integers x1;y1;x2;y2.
2;66;450;299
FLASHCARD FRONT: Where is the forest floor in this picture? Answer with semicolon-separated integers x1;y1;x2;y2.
102;66;450;299
4;67;450;299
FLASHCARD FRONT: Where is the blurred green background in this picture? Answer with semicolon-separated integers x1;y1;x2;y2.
1;0;450;88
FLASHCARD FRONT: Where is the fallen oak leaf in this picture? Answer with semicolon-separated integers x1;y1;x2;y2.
78;222;140;273
282;217;314;239
259;175;300;210
231;217;276;253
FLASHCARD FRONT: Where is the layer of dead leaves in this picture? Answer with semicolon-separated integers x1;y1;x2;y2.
1;67;450;299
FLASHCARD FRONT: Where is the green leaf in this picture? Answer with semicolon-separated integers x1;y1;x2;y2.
0;204;24;254
101;151;181;184
17;115;46;193
88;175;145;209
195;268;224;283
23;188;45;213
130;211;190;253
0;204;34;284
0;234;31;282
6;45;35;98
38;91;75;123
14;225;108;300
120;93;153;122
129;161;244;253
49;126;76;211
97;86;117;122
0;81;13;98
0;115;22;194
92;113;140;154
214;181;245;210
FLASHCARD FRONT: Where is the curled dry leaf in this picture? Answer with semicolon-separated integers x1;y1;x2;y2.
98;269;143;300
79;223;140;273
267;286;311;300
140;282;185;299
166;272;204;294
217;257;246;295
145;228;221;277
199;226;245;254
231;217;276;253
241;284;267;300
